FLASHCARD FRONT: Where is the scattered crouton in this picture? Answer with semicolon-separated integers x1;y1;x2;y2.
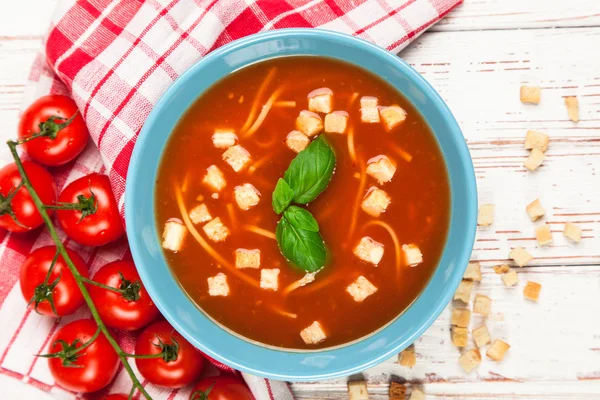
286;130;311;153
454;280;473;303
451;308;471;328
296;110;323;137
520;85;541;104
324;111;349;134
260;268;280;291
477;204;495;226
202;217;230;242
398;346;416;368
212;130;238;149
459;349;481;373
524;130;549;152
235;248;261;269
487;339;510;361
380;106;407;131
565;96;579;122
473;294;492;316
189;204;212;225
563;222;582;243
409;388;425;400
207;272;229;296
451;326;468;347
162;218;187;252
353;236;385;266
308;88;333;114
366;155;396;184
526;199;545;221
402;244;423;266
348;381;369;400
203;165;227;191
234;183;261;210
472;325;491;348
361;186;391;217
524;281;541;301
535;224;553;246
346;276;378;302
300;321;326;345
501;269;519;287
464;261;482;282
389;382;406;399
524;148;545;171
509;246;533;267
360;96;380;123
493;264;510;274
222;145;251;172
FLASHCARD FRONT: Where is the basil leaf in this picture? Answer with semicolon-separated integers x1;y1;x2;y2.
283;206;319;232
272;178;294;214
283;136;336;204
276;216;327;273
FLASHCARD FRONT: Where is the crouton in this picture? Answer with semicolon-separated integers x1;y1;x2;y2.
361;186;391;217
524;281;541;301
308;88;333;114
366;155;396;184
524;148;545;171
402;244;423;266
300;321;326;345
509;246;533;267
398;346;416;368
473;294;492;316
486;339;510;361
520;85;541;104
563;222;582;242
324;111;349;134
346;276;378;302
235;248;261;269
454;280;473;303
207;272;229;296
409;389;425;400
202;217;230;242
296;110;323;137
459;349;481;372
525;130;549;152
535;224;553;246
162;218;187;252
451;308;471;328
286;130;311;153
348;381;369;400
464;261;482;282
203;165;226;191
389;382;406;399
501;269;519;287
353;236;385;266
472;325;491;348
260;268;280;291
477;204;495;226
212;130;238;149
233;183;261;210
451;326;468;347
526;199;545;221
222;145;251;172
493;264;510;274
380;106;407;131
360;96;380;123
565;96;579;122
189;204;212;224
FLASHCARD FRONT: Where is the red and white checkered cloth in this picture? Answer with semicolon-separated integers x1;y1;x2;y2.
0;0;461;398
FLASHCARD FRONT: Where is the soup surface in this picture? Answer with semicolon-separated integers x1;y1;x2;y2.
155;56;450;349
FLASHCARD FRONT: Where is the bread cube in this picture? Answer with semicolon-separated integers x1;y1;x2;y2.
451;308;471;328
464;261;482;281
207;272;229;296
346;275;378;302
454;280;473;303
162;218;187;252
361;187;391;217
409;388;425;400
473;294;492;316
520;85;541;104
353;236;384;266
296;110;323;137
535;224;553;246
472;325;491;348
565;96;579;122
459;349;481;372
348;381;369;400
380;106;407;131
300;321;326;345
222;145;251;172
324;111;349;134
402;244;423;266
486;339;510;361
524;148;545;171
360;96;380;123
189;204;212;224
477;204;495;226
203;165;226;192
366;155;396;184
451;326;468;347
212;130;237;149
202;217;230;242
233;183;261;210
260;268;280;291
509;246;533;267
524;281;541;301
563;222;582;242
398;346;416;367
524;130;549;152
501;269;519;287
286;130;310;153
389;382;406;399
308;88;333;114
235;248;261;269
526;198;545;221
493;264;510;274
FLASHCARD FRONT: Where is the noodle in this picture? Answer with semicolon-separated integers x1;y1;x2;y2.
347;125;356;163
346;158;366;243
270;305;297;319
181;171;190;193
243;225;276;240
389;142;413;162
240;67;277;132
248;153;274;174
226;203;237;230
348;92;359;108
363;220;402;281
242;86;285;138
273;101;296;108
282;272;317;295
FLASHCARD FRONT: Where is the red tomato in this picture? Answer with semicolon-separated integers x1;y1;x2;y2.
56;174;124;246
47;319;119;393
0;161;56;232
101;395;128;400
89;260;160;330
190;376;253;400
18;95;89;166
20;245;89;317
135;321;205;388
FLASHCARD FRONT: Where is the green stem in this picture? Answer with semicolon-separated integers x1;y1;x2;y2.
81;276;123;295
17;112;78;144
7;140;152;400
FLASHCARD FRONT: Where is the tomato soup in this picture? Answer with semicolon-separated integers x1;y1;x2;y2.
155;57;450;349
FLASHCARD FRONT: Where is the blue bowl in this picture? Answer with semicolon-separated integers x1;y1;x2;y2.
126;28;477;381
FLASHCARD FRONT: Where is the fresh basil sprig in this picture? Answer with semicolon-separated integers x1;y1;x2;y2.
276;216;327;273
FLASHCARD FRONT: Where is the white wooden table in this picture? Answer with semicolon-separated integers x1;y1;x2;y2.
2;1;600;399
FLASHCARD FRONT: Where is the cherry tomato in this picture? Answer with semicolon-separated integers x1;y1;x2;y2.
101;395;128;400
47;319;119;393
56;174;124;246
18;95;89;166
20;245;89;317
89;260;160;330
135;321;205;388
190;376;253;400
0;161;56;232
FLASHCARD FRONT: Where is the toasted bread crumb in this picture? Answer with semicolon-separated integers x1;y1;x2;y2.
348;381;369;400
454;280;474;303
472;325;492;348
509;246;534;267
486;339;510;361
565;96;580;122
473;294;492;316
526;199;545;221
477;204;495;226
493;264;510;274
520;85;541;104
535;224;553;246
459;349;481;373
524;130;549;152
452;326;469;347
464;261;482;281
389;382;406;399
563;222;582;243
501;269;519;287
409;388;425;400
524;281;542;301
398;346;416;368
524;148;545;171
451;308;472;328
